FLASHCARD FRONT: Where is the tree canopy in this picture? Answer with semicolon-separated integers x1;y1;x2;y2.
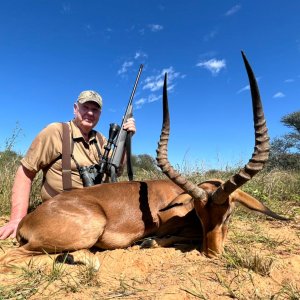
268;110;300;170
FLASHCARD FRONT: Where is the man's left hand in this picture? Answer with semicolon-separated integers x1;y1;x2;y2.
123;117;136;134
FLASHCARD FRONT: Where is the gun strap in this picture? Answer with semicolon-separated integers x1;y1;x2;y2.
43;122;72;197
62;122;73;191
95;132;104;159
126;132;134;181
110;166;117;182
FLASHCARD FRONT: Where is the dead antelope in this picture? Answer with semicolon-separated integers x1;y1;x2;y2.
0;52;286;268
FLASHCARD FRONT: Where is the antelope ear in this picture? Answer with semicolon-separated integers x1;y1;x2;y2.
171;193;193;206
159;193;194;214
232;190;289;221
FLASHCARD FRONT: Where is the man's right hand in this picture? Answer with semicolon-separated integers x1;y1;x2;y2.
0;165;35;240
0;219;21;240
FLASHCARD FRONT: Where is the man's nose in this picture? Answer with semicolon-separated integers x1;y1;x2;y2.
87;109;94;115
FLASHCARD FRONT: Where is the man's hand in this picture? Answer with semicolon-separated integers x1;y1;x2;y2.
0;218;22;239
123;117;136;134
0;165;35;240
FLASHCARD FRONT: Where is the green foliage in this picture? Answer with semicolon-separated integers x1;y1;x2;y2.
268;110;300;170
281;111;300;133
0;150;21;215
0;128;42;216
132;153;158;172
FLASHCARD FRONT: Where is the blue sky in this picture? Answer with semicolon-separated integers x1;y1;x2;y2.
0;1;299;171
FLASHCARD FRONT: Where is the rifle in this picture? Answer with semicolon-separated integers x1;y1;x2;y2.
97;64;143;183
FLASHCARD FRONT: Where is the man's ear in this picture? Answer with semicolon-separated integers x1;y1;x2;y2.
73;102;78;115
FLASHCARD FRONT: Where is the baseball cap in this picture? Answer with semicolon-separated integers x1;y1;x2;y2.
77;90;102;108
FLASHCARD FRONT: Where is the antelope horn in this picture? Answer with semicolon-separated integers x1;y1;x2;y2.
156;73;208;202
211;51;270;205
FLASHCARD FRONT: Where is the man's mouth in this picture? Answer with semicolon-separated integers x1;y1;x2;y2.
84;118;93;123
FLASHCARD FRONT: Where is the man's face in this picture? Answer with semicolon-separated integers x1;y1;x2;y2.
74;101;101;133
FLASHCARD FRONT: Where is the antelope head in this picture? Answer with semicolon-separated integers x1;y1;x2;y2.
156;51;278;257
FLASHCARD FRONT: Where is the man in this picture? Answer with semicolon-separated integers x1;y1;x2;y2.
0;90;136;239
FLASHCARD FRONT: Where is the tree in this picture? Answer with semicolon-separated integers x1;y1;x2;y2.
131;154;158;172
267;111;300;170
281;111;300;152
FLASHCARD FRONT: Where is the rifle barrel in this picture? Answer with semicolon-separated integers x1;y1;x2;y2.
128;64;143;106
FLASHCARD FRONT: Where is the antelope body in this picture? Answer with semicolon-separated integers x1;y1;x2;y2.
0;52;287;267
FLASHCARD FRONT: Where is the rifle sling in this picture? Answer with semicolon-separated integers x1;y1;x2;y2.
43;122;72;197
43;123;106;197
126;132;134;181
95;133;104;158
61;122;73;191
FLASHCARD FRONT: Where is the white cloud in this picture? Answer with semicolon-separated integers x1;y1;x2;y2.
135;98;147;109
85;24;92;31
136;66;182;109
139;28;145;35
134;51;148;59
84;24;96;36
284;78;294;83
273;92;286;98
237;85;250;94
225;4;241;16
118;52;148;77
61;3;71;14
237;76;261;93
158;4;165;11
196;58;226;75
148;24;163;32
143;79;164;92
143;66;181;92
135;94;162;109
118;61;134;75
148;94;161;103
134;52;141;59
203;29;218;42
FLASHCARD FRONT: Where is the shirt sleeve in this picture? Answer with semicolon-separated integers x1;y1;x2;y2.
21;123;63;172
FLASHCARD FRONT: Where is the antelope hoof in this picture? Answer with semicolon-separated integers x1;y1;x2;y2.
55;252;100;272
55;253;75;264
140;238;159;248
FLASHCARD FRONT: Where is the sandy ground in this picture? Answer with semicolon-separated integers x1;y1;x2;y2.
0;210;299;299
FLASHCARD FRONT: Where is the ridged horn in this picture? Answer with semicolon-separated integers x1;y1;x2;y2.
156;73;208;202
211;51;270;205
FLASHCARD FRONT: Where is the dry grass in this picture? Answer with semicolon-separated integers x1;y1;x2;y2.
0;256;102;299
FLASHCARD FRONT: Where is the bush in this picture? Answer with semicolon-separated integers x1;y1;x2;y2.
0;129;42;216
0;150;22;215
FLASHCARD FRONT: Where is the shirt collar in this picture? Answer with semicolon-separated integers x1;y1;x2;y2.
70;120;97;143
